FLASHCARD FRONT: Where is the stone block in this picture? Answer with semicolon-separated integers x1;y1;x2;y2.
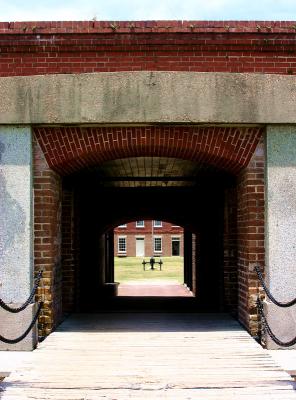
264;301;296;350
0;303;38;351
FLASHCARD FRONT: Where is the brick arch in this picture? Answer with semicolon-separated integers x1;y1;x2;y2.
34;125;263;175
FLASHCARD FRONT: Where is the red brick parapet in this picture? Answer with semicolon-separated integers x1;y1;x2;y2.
0;20;296;34
1;20;296;76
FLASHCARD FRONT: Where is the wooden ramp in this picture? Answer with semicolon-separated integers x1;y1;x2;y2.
1;313;296;399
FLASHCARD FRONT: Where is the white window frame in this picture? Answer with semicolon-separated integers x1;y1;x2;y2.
136;220;145;228
118;236;127;253
153;220;162;227
118;224;127;228
154;236;162;253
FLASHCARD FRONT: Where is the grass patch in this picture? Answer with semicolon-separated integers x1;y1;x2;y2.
115;256;184;283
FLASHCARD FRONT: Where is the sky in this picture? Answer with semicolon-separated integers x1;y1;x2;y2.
1;0;296;22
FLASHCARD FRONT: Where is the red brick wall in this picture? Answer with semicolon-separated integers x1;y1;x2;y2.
237;139;265;334
33;137;62;337
1;21;296;76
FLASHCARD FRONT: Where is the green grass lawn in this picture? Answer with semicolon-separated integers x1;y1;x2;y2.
114;256;184;283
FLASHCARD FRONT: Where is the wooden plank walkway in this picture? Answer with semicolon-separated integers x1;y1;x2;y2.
1;313;296;399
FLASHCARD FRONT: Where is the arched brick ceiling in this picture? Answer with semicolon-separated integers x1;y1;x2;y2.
91;157;214;187
34;126;263;176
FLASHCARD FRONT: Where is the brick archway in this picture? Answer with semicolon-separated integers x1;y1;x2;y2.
34;126;263;175
33;124;265;337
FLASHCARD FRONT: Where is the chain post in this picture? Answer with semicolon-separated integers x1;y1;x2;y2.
254;266;296;347
40;270;45;336
0;271;44;344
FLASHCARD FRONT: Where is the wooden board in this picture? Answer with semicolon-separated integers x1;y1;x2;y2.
1;313;296;399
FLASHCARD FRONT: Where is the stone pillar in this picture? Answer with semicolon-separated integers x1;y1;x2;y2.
0;126;36;351
265;125;296;349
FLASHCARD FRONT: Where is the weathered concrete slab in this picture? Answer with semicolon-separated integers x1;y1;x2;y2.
1;72;296;124
265;125;296;349
1;313;296;399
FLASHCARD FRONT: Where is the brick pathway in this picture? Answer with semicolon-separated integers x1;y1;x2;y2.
118;281;194;297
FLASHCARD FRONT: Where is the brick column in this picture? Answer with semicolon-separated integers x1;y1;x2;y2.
33;138;62;337
237;139;265;335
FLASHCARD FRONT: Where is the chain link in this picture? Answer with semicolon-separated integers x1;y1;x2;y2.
0;271;43;313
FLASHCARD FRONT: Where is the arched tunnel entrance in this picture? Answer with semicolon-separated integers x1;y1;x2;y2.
33;125;264;338
70;172;229;312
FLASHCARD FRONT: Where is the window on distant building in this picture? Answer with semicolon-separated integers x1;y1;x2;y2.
136;220;145;227
118;224;127;228
154;236;162;253
153;220;162;227
118;236;127;253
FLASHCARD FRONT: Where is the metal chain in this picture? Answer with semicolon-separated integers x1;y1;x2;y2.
254;266;296;308
0;271;43;313
257;297;296;347
0;302;43;344
39;271;46;337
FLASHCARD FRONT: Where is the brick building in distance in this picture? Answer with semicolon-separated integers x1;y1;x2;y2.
114;221;184;257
